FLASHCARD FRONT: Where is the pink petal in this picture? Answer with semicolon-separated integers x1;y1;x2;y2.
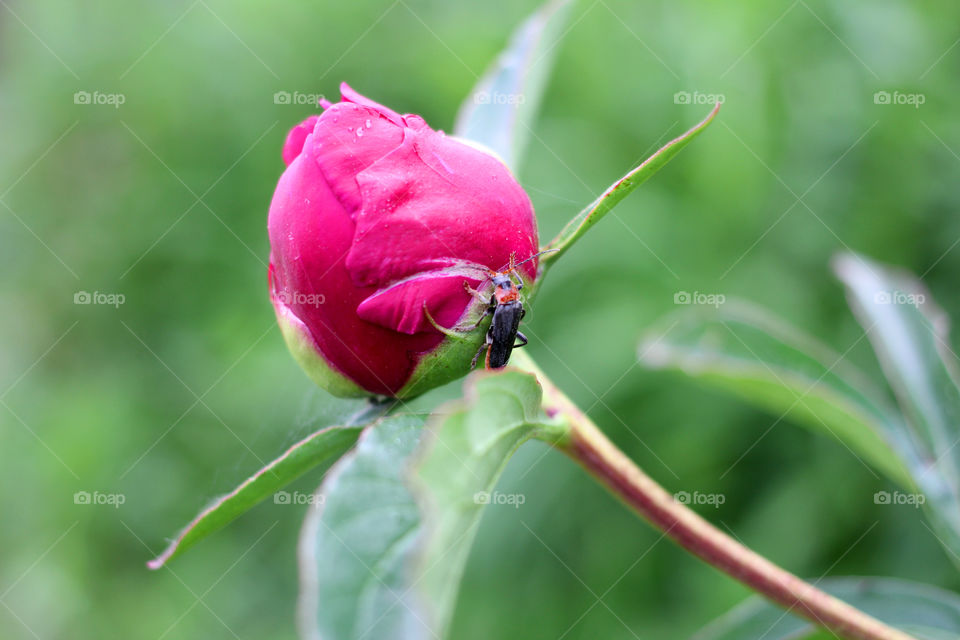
281;115;320;166
306;102;404;216
339;82;404;126
356;269;485;335
345;126;538;287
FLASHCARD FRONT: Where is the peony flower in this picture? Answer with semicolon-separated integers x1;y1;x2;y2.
267;83;539;398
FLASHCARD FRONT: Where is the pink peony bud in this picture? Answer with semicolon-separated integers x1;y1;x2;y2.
268;83;539;398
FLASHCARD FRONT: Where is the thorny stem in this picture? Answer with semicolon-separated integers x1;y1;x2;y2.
512;351;916;640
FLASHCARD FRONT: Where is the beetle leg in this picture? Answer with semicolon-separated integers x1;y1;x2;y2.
463;305;495;333
514;331;528;348
463;281;488;301
471;342;489;369
473;305;495;329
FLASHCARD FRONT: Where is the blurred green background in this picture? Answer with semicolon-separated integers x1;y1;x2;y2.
2;0;959;638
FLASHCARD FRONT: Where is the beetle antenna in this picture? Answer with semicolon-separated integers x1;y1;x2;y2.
513;248;559;269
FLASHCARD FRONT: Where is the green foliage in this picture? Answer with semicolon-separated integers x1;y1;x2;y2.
148;423;363;569
299;371;547;640
453;0;573;172
834;254;960;566
299;413;427;640
640;302;913;486
693;578;960;640
5;0;960;637
413;370;549;635
640;255;960;567
541;101;720;269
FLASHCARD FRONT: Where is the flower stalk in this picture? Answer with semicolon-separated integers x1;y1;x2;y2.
512;350;916;640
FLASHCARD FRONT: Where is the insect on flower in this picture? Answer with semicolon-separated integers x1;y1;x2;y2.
269;84;539;398
464;250;556;369
422;250;553;371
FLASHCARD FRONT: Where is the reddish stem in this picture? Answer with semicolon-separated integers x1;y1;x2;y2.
518;352;916;640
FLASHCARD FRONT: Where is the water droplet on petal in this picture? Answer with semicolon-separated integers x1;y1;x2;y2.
356;128;364;137
365;119;372;129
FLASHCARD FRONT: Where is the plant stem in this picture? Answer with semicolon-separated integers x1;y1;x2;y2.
512;351;916;640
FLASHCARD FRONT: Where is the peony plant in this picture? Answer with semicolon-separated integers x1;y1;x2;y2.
268;84;539;398
148;2;960;639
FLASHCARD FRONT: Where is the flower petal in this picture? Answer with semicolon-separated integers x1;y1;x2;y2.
307;102;403;217
282;115;320;166
339;82;404;126
356;268;485;335
346;126;538;288
268;151;444;394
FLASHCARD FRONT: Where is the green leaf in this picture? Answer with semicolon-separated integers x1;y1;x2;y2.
453;0;573;172
298;370;549;640
638;302;914;487
540;101;720;269
297;413;429;640
639;288;960;567
413;369;548;635
693;578;960;640
833;252;960;563
147;397;391;569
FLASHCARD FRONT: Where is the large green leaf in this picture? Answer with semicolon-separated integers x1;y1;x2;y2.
693;578;960;640
638;284;960;566
148;396;390;569
833;252;960;562
412;370;551;636
638;302;913;487
297;370;550;640
453;0;573;171
540;101;720;269
297;413;429;640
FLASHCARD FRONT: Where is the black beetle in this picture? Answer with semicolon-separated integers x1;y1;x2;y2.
467;250;555;369
421;250;555;370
